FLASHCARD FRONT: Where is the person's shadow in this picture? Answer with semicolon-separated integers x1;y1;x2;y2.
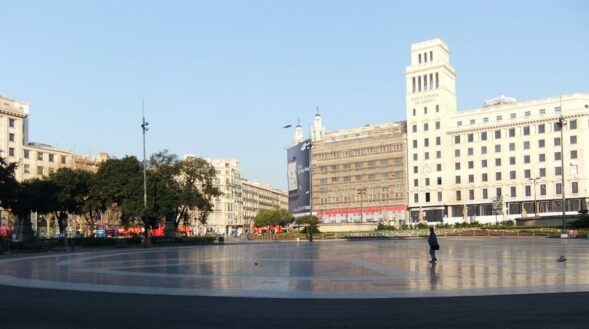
429;262;439;290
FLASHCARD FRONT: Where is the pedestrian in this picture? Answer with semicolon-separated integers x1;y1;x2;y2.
428;226;439;263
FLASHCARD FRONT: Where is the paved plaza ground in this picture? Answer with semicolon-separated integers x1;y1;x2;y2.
1;237;588;328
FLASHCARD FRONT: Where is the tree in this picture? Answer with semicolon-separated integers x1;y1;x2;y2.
254;209;293;228
0;156;18;210
11;179;58;241
295;215;320;242
48;168;94;237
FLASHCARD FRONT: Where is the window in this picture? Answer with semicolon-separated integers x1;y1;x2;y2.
467;148;474;156
438;191;442;201
454;136;460;144
413;166;418;174
483;117;489;123
24;164;30;174
496;188;502;197
437;164;442;171
424;107;428;114
538;124;545;133
413;154;418;161
482;173;488;182
524;169;531;179
468;161;474;169
424;138;429;147
495;130;501;139
24;150;30;158
483;189;488;199
570;136;577;144
570;119;577;130
509;143;516;151
481;160;487;168
457;121;462;127
436;136;441;145
425;178;430;186
9;133;14;142
555;166;562;176
467;133;474;142
37;166;43;175
539;154;545;162
523;126;530;135
456;191;462;201
540;184;546;196
425;192;431;202
49;154;55;162
437;177;442;185
413;140;418;148
538;139;545;148
524;155;530;164
511;186;517;198
481;146;487;154
8;148;15;156
495;158;502;166
510;171;516;179
572;182;579;194
413;108;416;116
414;179;419;187
554;137;561;146
455;162;461;170
525;111;531;117
436;104;439;112
37;152;43;161
9;119;15;127
539;109;546;115
414;194;419;203
470;119;475;125
556;183;562;195
436;151;441;159
525;185;531;197
481;131;487;141
455;149;460;157
510;157;516;165
412;77;416;93
509;128;515;137
455;176;461;184
539;168;546;177
412;125;417;133
554;122;562;132
469;190;475;200
555;152;561;161
468;174;474;183
495;144;501;153
510;113;517;119
496;172;502;181
496;115;503;121
571;150;578;159
424;123;429;131
435;121;440;129
424;152;429;160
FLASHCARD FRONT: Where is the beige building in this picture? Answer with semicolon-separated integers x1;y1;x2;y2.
310;122;408;224
405;38;589;223
242;179;288;231
0;94;29;180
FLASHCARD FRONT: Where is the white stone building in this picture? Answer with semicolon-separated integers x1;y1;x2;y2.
406;38;589;224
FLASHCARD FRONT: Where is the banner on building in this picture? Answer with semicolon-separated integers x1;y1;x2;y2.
286;139;311;215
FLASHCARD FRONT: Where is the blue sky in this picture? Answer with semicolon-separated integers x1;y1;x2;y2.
1;0;587;190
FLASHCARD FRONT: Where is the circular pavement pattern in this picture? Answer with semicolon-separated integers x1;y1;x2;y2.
1;237;589;299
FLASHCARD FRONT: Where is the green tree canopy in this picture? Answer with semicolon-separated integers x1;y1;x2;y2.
254;208;294;227
0;156;19;210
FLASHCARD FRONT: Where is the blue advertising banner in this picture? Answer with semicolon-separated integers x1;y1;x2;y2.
287;139;311;215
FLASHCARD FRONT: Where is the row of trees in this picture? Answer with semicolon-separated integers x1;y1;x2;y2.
0;150;221;242
252;209;319;241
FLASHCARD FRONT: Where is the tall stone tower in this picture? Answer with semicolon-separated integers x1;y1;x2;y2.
311;109;325;142
405;39;457;222
294;120;304;145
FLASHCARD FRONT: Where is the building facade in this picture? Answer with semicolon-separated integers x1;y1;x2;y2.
310;122;408;224
0;94;29;181
406;38;589;223
242;179;288;232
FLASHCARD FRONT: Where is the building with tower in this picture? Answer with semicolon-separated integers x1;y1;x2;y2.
405;38;589;223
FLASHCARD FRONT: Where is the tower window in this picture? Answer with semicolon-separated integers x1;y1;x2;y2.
418;54;422;64
412;77;416;93
424;74;428;90
430;51;433;61
418;76;421;92
435;73;439;88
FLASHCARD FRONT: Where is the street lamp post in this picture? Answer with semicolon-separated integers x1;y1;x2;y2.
528;177;540;217
557;116;567;237
357;188;366;223
141;103;149;246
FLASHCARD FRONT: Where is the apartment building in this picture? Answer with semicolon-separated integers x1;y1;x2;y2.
406;38;589;223
242;179;288;232
310;122;408;224
0;94;29;180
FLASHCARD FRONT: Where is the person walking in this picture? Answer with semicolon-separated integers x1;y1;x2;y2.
428;226;439;263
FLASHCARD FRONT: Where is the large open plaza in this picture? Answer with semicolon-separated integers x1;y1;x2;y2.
1;237;589;328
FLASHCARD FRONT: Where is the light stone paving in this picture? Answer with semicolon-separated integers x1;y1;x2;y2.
1;237;588;299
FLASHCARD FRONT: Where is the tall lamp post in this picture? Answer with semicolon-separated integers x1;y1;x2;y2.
357;188;366;223
557;116;567;237
141;104;149;245
528;177;540;217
